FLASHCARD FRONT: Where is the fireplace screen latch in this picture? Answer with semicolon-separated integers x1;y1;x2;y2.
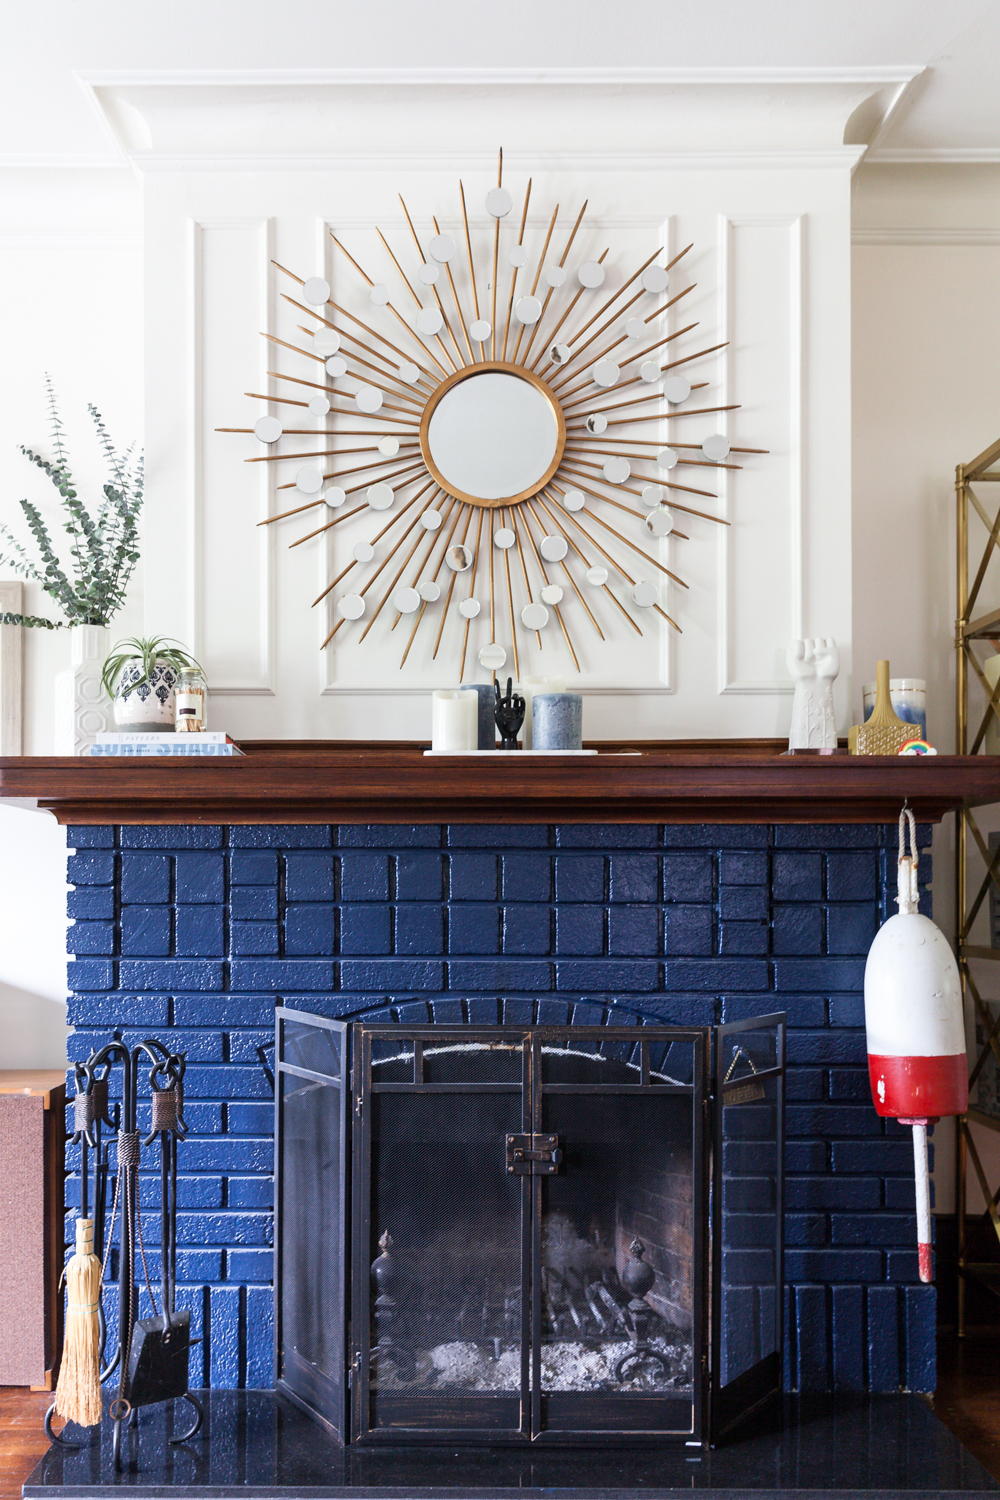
506;1133;562;1175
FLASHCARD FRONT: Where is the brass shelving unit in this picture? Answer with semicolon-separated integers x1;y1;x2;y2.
955;434;1000;1335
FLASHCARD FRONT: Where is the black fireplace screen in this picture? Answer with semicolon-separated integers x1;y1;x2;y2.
274;1013;784;1447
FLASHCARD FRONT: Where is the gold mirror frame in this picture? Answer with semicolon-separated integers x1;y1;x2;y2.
418;361;567;510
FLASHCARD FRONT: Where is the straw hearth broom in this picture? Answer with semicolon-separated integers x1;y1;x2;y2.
53;1218;103;1427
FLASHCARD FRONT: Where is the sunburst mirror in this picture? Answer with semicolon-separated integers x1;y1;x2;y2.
220;151;765;679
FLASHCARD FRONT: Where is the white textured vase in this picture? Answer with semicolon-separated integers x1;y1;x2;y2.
53;625;111;755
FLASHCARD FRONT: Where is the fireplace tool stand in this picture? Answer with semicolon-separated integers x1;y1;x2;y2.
45;1037;204;1471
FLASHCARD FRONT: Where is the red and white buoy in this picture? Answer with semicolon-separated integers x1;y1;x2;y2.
863;806;967;1283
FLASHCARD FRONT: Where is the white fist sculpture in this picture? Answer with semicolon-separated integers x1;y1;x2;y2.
787;637;840;750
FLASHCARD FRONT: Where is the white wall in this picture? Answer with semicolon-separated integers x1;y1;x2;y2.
852;162;1000;1212
0;165;142;1067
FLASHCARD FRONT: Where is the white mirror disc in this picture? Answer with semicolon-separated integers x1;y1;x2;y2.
418;581;441;602
447;544;474;572
664;376;691;404
479;643;507;671
632;580;659;608
254;416;282;444
367;482;394;510
521;602;550;630
302;277;330;306
640;360;661;383
324;486;346;507
354;542;375;563
295;466;324;494
493;528;515;550
625;318;645;340
543;266;567;288
418;263;439;285
592;359;620;388
325;355;347;378
646;509;674;537
515;295;542;325
398;362;421;384
657;448;678;470
540;584;564;605
370;284;390;306
393;587;421;615
417;307;444;336
641;484;665;508
550;343;571;365
540;534;568;562
603;456;631;484
421;510;443;531
586;414;608;435
459;597;481;617
470;319;491;343
429;233;456;263
577;261;606;289
378;436;399;457
313;327;340;354
641;265;669;294
586;566;608;587
486;187;513;218
308;396;331;417
338;593;365;620
561;489;586;512
702;433;730;461
508;245;529;268
356;385;383;413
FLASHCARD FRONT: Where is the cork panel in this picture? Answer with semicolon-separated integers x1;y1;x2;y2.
0;1095;46;1385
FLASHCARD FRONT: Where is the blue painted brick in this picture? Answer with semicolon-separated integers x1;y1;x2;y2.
396;853;444;901
120;906;172;956
609;855;658;902
904;1285;936;1392
828;1068;870;1101
137;1175;223;1209
829;993;865;1027
227;1176;274;1208
175;854;225;903
664;825;767;849
67;959;115;990
448;906;501;954
430;998;465;1022
502;905;552;955
285;905;335;956
719;922;768;956
228;1103;274;1133
68;992;169;1026
231;825;332;848
70;827;114;848
67;851;115;885
449;959;552;991
448;825;549;847
886;1250;922;1282
394;905;444;955
68;920;115;955
555;906;604;955
663;906;713;955
786;1068;824;1100
832;1139;914;1175
120;960;224;990
720;852;767;886
227;1247;273;1283
783;1214;826;1247
340;853;390;900
230;851;277;885
608;905;659;956
827;904;879;955
183;1138;273;1172
554;855;605;902
833;1213;913;1246
794;1285;830;1391
832;1285;864;1390
777;825;880;849
229;960;334;992
555;825;651;849
786;1141;827;1172
449;854;498;900
786;1250;882;1282
176;906;225;957
827;852;878;902
231;886;278;920
341;825;429;848
501;853;552;901
121;826;222;849
787;1176;881;1210
555;961;657;991
341;960;444;990
665;959;768;992
177;1212;272;1245
173;996;274;1027
177;1249;224;1281
867;1285;901;1390
183;1067;272;1101
775;958;865;993
68;886;115;919
120;854;171;903
340;905;392;955
209;1285;242;1387
284;854;335;902
772;906;823;955
227;1029;275;1063
772;852;823;902
787;1105;879;1138
719;886;767;921
884;1177;917;1210
230;920;279;956
246;1286;275;1388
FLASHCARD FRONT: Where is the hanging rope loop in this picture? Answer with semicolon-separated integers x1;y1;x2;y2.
74;1091;96;1134
896;803;920;915
151;1084;181;1133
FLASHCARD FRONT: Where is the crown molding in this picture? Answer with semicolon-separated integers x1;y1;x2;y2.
852;226;1000;245
128;147;868;174
0;154;125;169
77;66;924;88
866;147;1000;163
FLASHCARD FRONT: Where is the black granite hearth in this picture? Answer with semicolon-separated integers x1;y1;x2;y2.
24;1391;998;1498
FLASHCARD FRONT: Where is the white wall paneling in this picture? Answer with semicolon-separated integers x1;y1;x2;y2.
192;216;275;695
717;214;803;694
123;77;872;739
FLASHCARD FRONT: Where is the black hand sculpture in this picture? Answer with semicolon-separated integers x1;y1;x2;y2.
494;677;525;751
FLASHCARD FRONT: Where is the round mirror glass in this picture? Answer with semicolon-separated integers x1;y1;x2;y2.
424;370;563;503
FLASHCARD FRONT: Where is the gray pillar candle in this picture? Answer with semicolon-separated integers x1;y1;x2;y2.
463;684;497;749
532;692;583;751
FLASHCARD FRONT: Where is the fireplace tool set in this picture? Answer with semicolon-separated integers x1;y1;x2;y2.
45;1037;203;1471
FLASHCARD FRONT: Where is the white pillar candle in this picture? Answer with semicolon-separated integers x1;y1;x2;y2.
431;689;478;751
517;677;567;749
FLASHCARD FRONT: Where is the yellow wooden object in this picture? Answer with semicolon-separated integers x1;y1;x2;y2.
849;660;914;755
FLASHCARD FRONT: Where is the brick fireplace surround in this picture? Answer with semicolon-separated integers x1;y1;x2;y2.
64;819;936;1397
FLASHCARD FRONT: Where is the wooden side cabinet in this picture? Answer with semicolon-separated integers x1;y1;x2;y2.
0;1071;66;1387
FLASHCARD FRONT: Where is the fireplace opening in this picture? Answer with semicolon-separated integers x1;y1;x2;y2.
275;1012;785;1448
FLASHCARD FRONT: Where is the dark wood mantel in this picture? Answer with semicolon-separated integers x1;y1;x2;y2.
1;738;998;825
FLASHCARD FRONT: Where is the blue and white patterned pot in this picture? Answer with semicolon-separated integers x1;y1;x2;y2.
113;660;179;731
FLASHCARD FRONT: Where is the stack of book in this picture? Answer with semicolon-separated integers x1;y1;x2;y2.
86;732;245;757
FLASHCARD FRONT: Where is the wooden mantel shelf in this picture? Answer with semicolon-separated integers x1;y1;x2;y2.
2;739;999;825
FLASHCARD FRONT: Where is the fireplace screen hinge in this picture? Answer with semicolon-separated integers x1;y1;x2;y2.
506;1133;562;1175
